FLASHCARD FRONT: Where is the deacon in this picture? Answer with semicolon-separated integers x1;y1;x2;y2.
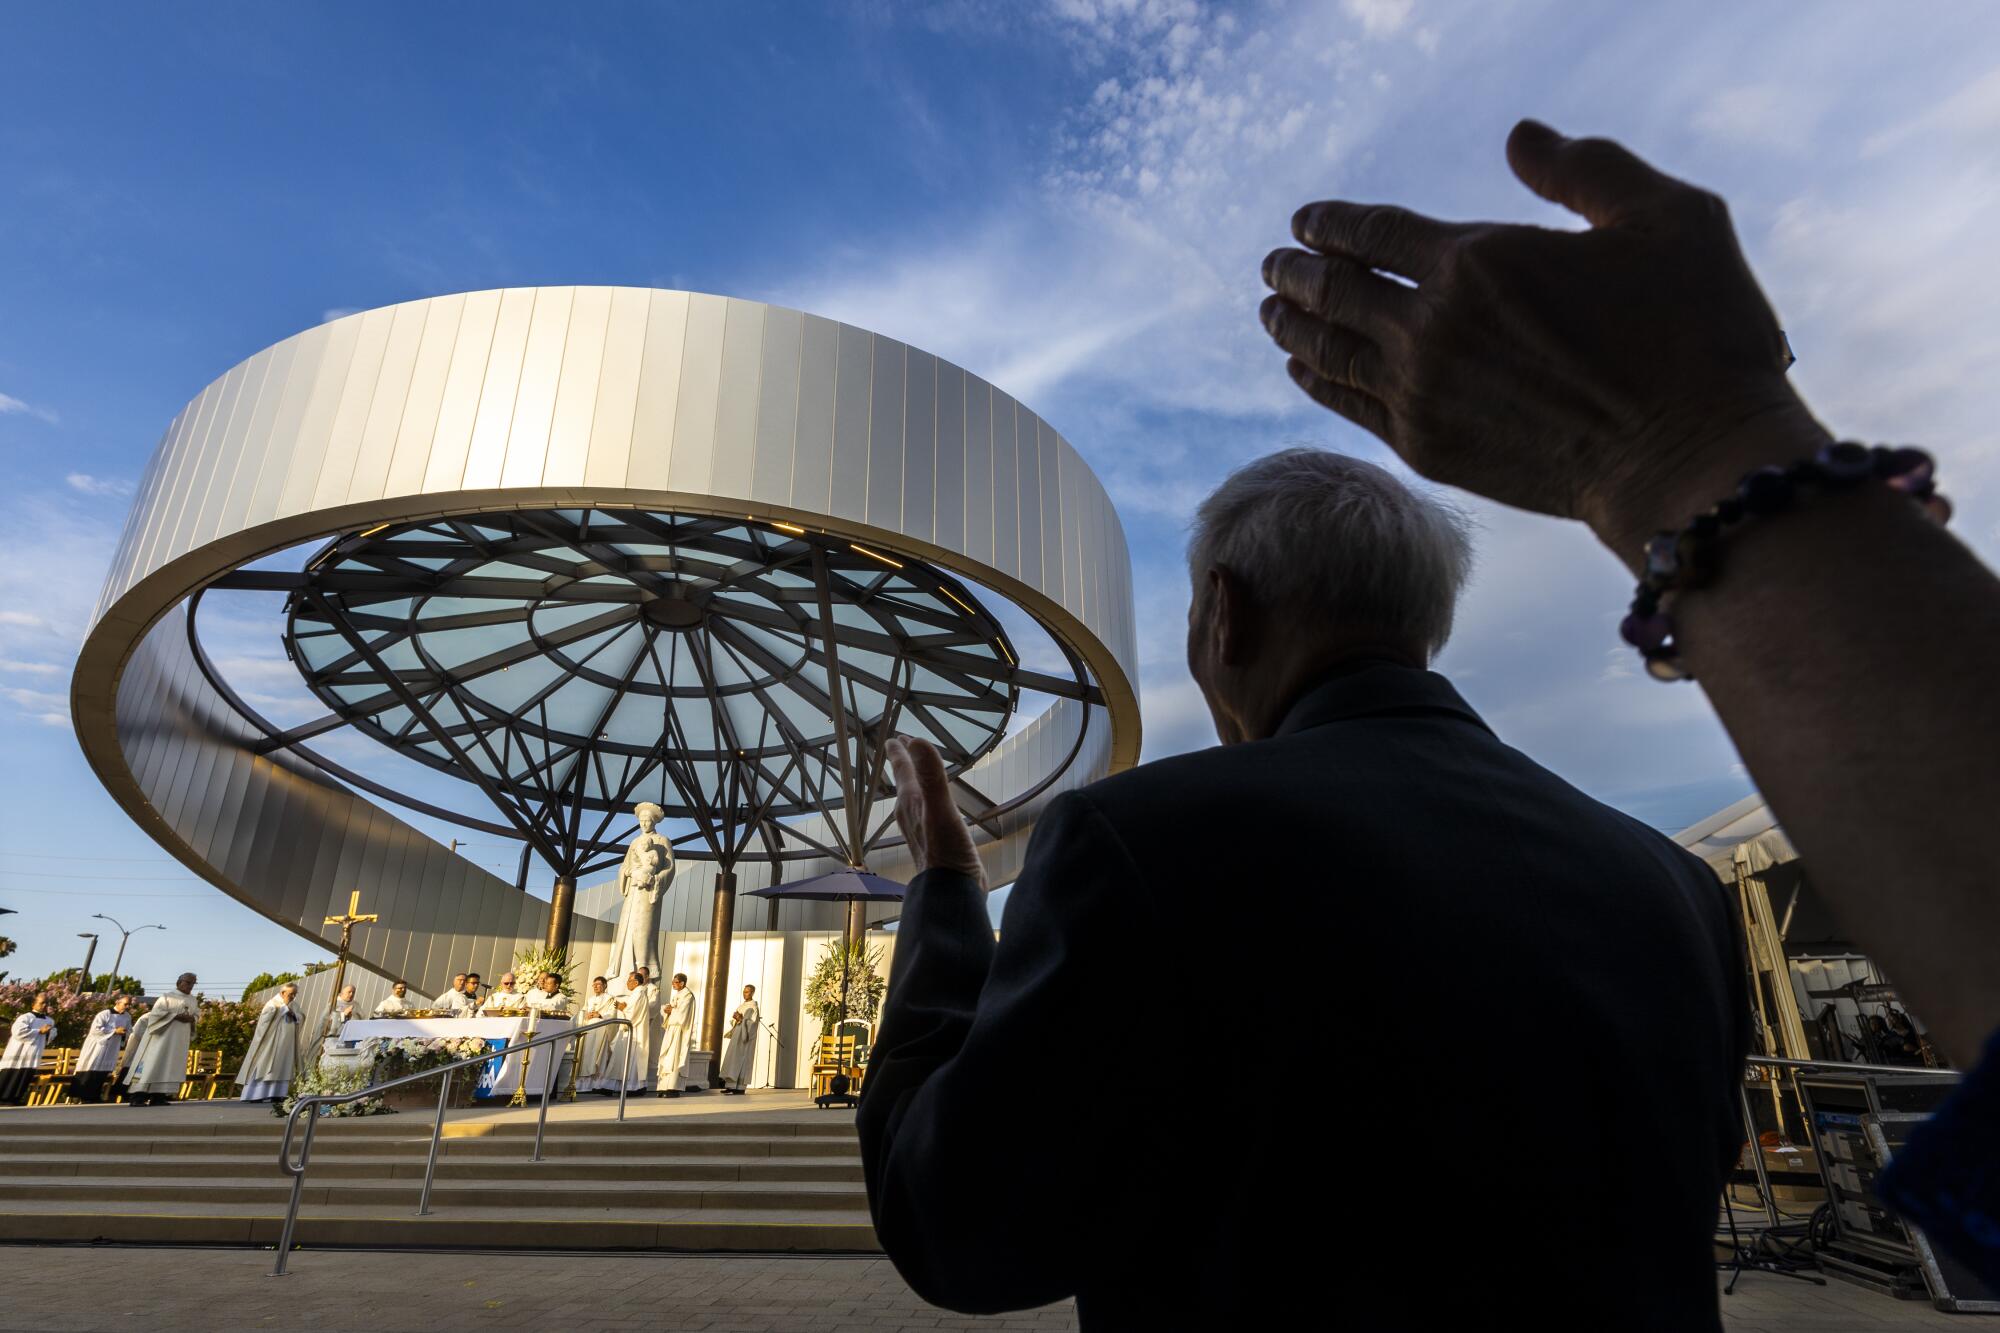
73;994;134;1103
718;984;760;1095
576;977;616;1094
123;973;201;1106
238;982;307;1103
373;981;413;1017
487;973;526;1010
601;970;656;1094
525;972;570;1016
0;993;57;1106
658;972;698;1097
437;974;474;1016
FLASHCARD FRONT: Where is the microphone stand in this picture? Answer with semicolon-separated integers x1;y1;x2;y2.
759;1018;789;1090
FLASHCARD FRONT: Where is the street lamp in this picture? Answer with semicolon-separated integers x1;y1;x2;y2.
77;932;98;990
91;914;166;985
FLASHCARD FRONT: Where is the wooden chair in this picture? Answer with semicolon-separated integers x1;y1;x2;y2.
811;1034;861;1105
28;1048;78;1107
180;1049;223;1102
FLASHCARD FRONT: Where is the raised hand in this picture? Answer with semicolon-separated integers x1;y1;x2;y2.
884;736;985;886
1260;119;1825;560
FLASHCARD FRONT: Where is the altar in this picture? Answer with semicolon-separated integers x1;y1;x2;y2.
332;1016;572;1099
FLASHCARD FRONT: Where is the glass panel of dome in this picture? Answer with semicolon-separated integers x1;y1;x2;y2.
469;656;562;712
539;677;610;736
373;638;423;672
476;560;560;582
604;690;667;746
421;595;529;620
399;557;453;570
293;631;344;668
419;623;529;670
531;601;613;634
373;704;413;735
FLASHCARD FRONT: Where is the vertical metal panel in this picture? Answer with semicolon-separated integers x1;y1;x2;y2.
933;360;965;554
461;288;537;491
586;287;650;488
213;338;299;542
901;348;936;544
627;289;690;491
963;375;992;565
545;286;609;486
865;339;905;533
790;315;838;511
829;325;872;522
311;307;396;509
349;300;431;503
171;355;268;564
422;289;503;493
1016;408;1043;589
383;294;463;499
991;390;1019;578
249;323;336;531
709;298;764;502
134;377;223;586
501;286;573;488
667;293;728;495
751;305;803;507
276;317;361;519
1039;420;1064;607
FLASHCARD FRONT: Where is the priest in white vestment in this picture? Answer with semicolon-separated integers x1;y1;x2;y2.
373;982;412;1017
238;983;307;1102
575;978;616;1094
524;973;569;1016
123;973;201;1106
0;994;57;1106
437;975;474;1016
74;995;133;1102
657;973;698;1096
486;973;526;1011
600;971;657;1093
719;984;760;1094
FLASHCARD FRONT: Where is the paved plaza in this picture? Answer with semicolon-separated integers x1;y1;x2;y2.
0;1245;1978;1331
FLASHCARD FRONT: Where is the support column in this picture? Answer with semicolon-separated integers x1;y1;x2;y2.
844;899;867;951
702;869;738;1086
547;876;576;955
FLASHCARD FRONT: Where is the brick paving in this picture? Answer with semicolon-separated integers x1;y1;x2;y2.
0;1245;1978;1330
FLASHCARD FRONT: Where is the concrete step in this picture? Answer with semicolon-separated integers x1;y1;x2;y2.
0;1199;879;1252
0;1153;866;1182
0;1176;869;1211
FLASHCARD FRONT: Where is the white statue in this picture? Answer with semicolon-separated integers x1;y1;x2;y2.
607;801;674;981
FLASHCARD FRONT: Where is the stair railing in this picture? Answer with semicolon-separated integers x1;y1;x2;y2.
271;1015;635;1276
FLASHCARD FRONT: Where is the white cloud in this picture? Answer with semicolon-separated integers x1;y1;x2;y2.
0;392;59;425
0;685;68;726
0;659;62;676
65;473;133;498
1343;0;1414;39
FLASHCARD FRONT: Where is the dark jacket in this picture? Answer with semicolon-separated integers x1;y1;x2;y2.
858;664;1748;1329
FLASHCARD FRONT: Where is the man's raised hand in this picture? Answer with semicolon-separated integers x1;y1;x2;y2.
884;736;985;887
1260;118;1823;560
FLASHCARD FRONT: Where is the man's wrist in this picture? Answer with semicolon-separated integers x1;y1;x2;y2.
1587;399;1834;569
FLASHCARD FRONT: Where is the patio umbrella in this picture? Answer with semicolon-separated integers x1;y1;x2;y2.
747;869;907;1027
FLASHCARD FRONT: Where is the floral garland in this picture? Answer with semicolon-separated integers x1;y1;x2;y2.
274;1064;391;1119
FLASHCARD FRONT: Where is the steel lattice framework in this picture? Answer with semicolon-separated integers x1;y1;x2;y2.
200;508;1097;882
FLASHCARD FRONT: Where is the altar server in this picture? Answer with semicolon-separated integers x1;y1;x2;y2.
658;972;698;1096
238;982;307;1103
123;973;201;1106
0;993;57;1106
576;977;616;1094
719;984;759;1094
73;995;133;1102
601;970;656;1093
373;982;412;1017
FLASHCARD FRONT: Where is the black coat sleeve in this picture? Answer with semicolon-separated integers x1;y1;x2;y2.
856;790;1146;1314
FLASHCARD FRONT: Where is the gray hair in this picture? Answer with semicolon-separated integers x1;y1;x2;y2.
1188;449;1473;659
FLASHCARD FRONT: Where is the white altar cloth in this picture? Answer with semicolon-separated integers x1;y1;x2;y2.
335;1016;572;1098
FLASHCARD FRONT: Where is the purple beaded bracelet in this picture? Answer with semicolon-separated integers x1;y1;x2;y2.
1621;442;1951;682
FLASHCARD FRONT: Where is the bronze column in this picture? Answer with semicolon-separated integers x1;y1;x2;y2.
547;876;577;955
702;869;737;1086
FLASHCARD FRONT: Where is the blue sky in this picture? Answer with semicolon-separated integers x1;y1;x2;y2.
3;1;1997;994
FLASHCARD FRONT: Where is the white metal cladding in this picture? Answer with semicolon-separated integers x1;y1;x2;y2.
74;289;1140;991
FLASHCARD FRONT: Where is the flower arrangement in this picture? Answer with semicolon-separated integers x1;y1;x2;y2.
274;1063;391;1118
510;944;576;999
804;941;886;1037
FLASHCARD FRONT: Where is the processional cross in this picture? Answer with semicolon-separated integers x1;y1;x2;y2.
324;890;378;1010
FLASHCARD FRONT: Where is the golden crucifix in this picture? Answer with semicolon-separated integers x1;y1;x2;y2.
324;890;378;1012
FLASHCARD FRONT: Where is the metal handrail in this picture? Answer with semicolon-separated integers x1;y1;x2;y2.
271;1014;636;1276
1743;1052;1959;1079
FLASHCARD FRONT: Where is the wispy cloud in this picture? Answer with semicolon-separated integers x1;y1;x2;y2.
65;473;133;498
0;392;60;425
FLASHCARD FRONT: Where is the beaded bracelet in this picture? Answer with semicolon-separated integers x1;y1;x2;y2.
1621;442;1950;682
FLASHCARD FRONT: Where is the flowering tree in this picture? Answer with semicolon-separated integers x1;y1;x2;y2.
0;975;103;1046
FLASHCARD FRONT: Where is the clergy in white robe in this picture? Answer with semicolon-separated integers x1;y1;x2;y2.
657;973;698;1095
372;982;412;1017
437;976;475;1017
718;985;760;1094
238;985;307;1102
0;996;57;1106
524;973;569;1017
74;997;133;1102
575;978;616;1093
599;971;657;1092
123;974;201;1105
485;973;526;1011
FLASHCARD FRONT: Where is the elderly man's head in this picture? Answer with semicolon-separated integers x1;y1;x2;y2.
1187;448;1472;744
